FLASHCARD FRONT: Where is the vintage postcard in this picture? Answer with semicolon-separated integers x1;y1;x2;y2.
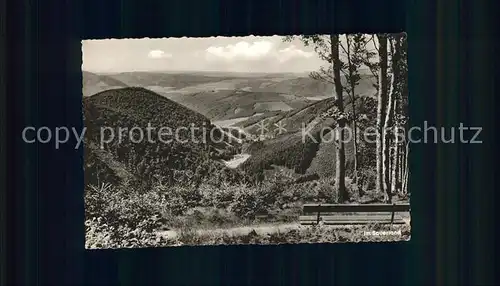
82;34;410;249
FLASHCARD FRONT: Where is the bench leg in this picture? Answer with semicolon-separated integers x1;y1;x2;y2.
316;211;321;225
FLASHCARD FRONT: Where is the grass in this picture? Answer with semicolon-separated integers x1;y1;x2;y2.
86;218;410;249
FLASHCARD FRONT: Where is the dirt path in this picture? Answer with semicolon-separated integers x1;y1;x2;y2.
222;153;251;168
155;222;371;240
157;223;303;240
156;215;410;240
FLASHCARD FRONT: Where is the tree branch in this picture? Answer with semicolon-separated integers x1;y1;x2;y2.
371;35;379;53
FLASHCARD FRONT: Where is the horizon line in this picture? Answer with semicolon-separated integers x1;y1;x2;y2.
83;68;372;75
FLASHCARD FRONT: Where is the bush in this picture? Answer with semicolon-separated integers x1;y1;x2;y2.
358;168;377;193
152;184;203;216
85;216;169;249
228;185;267;218
85;183;168;229
201;183;236;209
316;178;338;203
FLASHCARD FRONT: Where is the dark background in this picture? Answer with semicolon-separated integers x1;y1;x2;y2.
1;0;496;285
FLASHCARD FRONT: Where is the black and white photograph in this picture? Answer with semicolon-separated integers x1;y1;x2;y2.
83;34;410;249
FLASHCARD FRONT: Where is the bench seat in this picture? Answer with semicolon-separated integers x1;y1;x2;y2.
299;214;406;225
300;203;410;225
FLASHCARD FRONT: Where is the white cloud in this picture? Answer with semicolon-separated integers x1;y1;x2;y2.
205;41;273;60
205;40;315;66
148;50;172;59
277;45;314;62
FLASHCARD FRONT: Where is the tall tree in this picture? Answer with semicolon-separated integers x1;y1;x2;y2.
391;97;400;193
331;34;348;202
362;35;380;92
283;35;348;202
339;34;364;187
382;34;400;203
376;34;389;199
402;141;409;195
391;33;408;195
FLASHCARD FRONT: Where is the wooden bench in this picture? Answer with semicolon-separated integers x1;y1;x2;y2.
299;203;410;225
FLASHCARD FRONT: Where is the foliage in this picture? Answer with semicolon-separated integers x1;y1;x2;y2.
84;147;122;187
85;165;409;248
86;215;410;248
85;216;168;249
284;34;380;92
240;94;376;181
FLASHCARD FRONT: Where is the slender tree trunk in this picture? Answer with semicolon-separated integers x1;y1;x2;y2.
351;95;358;187
345;36;359;188
354;124;362;196
350;97;360;197
376;34;389;196
392;141;400;193
400;33;409;197
388;146;393;188
402;141;410;194
392;90;401;194
382;35;402;203
352;119;359;184
399;144;404;188
382;47;394;203
331;34;348;202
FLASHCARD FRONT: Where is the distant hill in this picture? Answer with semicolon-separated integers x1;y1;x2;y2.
104;72;242;90
82;69;377;119
239;95;378;180
82;71;128;97
82;71;379;184
83;87;245;188
83;71;377;122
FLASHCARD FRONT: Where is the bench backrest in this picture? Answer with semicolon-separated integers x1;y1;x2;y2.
303;203;410;213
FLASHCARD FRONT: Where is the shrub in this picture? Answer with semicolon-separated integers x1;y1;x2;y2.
85;216;168;249
358;168;377;193
228;185;266;218
202;183;236;209
316;179;338;203
85;183;169;229
154;184;203;216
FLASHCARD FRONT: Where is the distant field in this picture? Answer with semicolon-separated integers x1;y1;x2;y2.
83;71;376;123
82;71;378;181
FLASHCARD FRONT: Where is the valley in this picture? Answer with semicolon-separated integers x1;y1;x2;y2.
83;47;409;248
83;71;350;180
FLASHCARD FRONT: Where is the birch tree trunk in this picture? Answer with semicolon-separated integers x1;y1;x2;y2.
345;35;359;188
392;72;401;195
398;144;404;193
382;35;402;203
392;140;400;193
331;34;348;202
376;34;389;196
402;141;410;195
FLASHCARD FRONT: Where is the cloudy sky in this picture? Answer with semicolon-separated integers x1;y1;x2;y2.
82;36;332;74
